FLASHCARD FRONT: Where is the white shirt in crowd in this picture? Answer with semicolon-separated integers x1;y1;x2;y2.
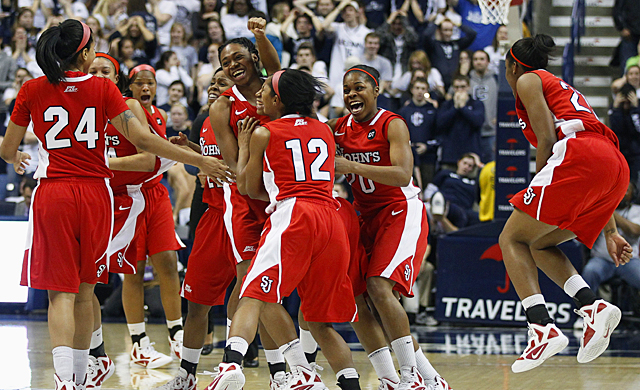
327;22;372;87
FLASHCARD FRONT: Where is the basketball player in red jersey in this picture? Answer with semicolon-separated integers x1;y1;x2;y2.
328;65;450;390
0;20;230;390
500;35;631;372
208;68;360;390
209;18;293;382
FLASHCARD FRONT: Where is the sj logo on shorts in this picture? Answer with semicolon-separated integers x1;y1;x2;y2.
261;276;274;293
523;187;536;205
404;264;411;281
96;264;106;277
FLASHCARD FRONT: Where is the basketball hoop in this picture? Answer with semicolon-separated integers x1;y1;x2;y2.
478;0;513;25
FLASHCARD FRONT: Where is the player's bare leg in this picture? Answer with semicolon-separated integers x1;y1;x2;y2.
308;321;361;390
227;259;260;367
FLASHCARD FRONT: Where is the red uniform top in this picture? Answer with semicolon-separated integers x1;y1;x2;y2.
262;115;338;213
516;69;619;148
200;115;224;210
141;104;173;188
334;109;421;215
107;99;162;193
11;71;129;179
221;85;271;219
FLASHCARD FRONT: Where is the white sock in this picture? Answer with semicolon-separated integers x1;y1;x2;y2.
336;367;359;379
279;339;310;369
390;336;416;371
521;294;546;310
415;348;438;384
265;348;286;365
299;328;318;354
226;336;249;356
564;275;590;297
226;318;232;341
182;346;201;365
368;347;399;382
52;346;73;381
167;318;183;329
90;326;103;350
72;349;89;384
127;322;146;337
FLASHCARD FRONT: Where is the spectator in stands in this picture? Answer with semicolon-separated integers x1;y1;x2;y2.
166;103;192;139
612;64;640;98
151;0;178;46
454;0;499;52
198;19;226;64
128;0;159;35
430;152;481;231
610;82;640;187
323;0;373;87
361;32;393;94
2;67;28;115
291;42;328;79
159;80;196;126
155;50;194;106
221;0;255;39
312;0;337;20
165;22;199;73
376;10;419;81
398;77;439;189
92;0;129;37
478;159;494;222
422;16;476;89
452;49;471;79
196;43;222;106
484;24;508;74
116;37;140;75
281;7;323;66
192;0;223;40
5;26;41;78
0;50;15;130
86;15;110;53
469;49;497;163
435;74;484;168
13;176;36;217
109;15;158;67
362;0;391;29
13;7;39;48
582;182;640;298
391;49;445;101
613;0;640;75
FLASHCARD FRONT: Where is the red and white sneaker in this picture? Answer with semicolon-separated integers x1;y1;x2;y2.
511;322;569;373
131;336;173;369
377;377;399;390
169;330;183;360
153;368;197;390
270;371;289;390
397;367;430;390
284;365;328;390
575;299;621;363
204;362;245;390
54;374;76;390
433;375;452;390
86;355;115;389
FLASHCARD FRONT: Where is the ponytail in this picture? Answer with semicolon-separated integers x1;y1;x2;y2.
507;34;556;71
36;19;93;84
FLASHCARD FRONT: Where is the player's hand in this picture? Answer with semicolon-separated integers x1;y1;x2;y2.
605;231;632;267
197;172;208;188
13;151;31;175
238;117;259;149
335;156;353;176
248;17;267;38
199;156;235;184
169;132;189;146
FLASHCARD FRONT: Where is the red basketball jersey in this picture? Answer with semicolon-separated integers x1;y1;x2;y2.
263;115;338;212
334;109;421;215
142;105;174;188
11;71;129;179
516;69;619;148
200;115;224;210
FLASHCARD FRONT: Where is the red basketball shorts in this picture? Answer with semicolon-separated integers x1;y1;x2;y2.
181;207;236;306
360;197;429;297
240;199;357;323
137;183;185;260
223;184;267;264
337;197;368;297
22;178;113;293
510;132;629;248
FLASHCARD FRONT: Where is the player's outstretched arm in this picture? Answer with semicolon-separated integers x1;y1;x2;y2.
248;17;281;76
209;96;239;171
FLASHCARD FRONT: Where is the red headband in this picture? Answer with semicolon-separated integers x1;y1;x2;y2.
346;68;378;87
76;22;91;53
509;47;532;69
129;64;156;78
271;70;284;97
95;52;119;74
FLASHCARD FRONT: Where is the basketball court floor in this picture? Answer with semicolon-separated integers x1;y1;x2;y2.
2;318;640;390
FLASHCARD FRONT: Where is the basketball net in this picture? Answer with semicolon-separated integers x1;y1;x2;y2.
478;0;512;25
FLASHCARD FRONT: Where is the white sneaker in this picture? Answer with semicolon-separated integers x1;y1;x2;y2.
131;336;173;369
573;317;584;330
430;193;445;216
511;322;569;373
398;367;431;390
433;375;452;390
153;368;197;390
169;330;183;360
86;355;115;389
270;371;289;390
284;365;328;390
54;374;76;390
377;377;399;390
575;299;622;363
415;312;439;326
204;362;245;390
